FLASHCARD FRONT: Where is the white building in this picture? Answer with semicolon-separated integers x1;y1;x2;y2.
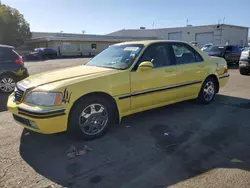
25;32;157;56
108;24;249;47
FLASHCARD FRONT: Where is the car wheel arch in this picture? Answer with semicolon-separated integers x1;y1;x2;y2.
0;71;16;78
68;91;120;124
204;74;219;93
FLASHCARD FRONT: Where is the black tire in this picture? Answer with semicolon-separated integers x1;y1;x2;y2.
68;96;117;140
0;75;16;93
197;77;217;104
239;67;249;76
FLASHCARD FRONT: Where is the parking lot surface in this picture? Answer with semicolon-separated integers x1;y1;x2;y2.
0;58;250;188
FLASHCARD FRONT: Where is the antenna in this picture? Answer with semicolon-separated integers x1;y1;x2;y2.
152;22;155;28
186;18;189;26
223;17;225;24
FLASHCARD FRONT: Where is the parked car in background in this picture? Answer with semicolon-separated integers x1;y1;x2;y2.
7;40;229;140
0;45;29;93
205;45;241;64
189;41;197;46
201;43;213;51
25;48;58;61
239;47;250;75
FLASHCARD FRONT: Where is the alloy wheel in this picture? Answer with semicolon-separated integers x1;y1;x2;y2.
78;103;108;136
0;77;16;93
203;81;215;102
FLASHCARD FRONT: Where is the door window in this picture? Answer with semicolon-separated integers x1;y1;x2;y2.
138;43;171;68
226;46;233;52
171;43;203;65
232;46;240;53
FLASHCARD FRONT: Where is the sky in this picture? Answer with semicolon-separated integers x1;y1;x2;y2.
2;0;250;35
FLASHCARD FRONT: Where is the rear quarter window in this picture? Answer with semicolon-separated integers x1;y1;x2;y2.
0;48;19;62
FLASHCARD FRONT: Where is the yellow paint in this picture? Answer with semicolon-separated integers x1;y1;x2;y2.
7;40;229;134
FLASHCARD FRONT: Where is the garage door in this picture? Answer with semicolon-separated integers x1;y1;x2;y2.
195;32;214;47
168;32;182;41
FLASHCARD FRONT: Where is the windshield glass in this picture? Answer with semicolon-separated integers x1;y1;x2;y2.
86;44;144;70
206;46;226;52
243;47;250;51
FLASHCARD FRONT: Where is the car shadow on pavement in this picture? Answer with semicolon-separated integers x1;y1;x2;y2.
19;94;250;188
0;93;9;112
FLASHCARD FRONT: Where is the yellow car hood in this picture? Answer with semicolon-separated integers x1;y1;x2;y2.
18;65;116;89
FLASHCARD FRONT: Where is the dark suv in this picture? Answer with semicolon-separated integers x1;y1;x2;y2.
0;45;29;93
205;45;241;64
25;48;58;60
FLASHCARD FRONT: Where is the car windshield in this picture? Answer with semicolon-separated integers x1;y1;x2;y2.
243;47;250;51
86;44;144;70
206;46;226;52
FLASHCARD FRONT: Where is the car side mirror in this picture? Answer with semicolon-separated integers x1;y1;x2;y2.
137;61;154;72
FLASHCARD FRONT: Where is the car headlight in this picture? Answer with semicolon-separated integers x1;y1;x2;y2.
25;92;63;106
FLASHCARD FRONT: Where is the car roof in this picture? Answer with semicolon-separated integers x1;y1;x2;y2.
0;44;14;49
115;40;190;46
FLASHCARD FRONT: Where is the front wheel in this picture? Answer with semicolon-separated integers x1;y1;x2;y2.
239;67;249;76
197;78;217;104
68;96;116;140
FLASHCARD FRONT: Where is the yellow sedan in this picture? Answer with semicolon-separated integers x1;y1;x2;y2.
7;40;229;140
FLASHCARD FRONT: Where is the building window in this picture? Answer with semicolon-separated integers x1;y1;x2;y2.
91;44;97;49
63;42;71;50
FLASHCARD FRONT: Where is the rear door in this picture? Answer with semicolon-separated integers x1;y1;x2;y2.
169;42;206;98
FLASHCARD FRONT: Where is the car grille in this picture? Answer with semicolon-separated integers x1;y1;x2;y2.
14;87;25;102
13;115;32;127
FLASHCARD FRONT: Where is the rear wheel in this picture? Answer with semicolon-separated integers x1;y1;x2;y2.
68;96;116;140
197;77;217;104
0;75;16;93
239;67;249;76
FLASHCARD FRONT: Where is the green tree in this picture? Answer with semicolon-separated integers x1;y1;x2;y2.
0;2;31;46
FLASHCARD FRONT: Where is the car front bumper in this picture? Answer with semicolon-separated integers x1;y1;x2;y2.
239;59;250;70
7;94;68;134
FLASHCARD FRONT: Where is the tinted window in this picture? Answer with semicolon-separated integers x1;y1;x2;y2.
226;46;233;52
138;43;171;68
206;46;226;52
44;48;55;53
0;48;18;62
232;46;240;53
171;43;203;65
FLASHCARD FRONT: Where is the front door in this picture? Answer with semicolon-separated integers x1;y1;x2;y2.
130;43;177;111
169;42;206;98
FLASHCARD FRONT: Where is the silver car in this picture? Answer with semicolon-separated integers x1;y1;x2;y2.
239;47;250;75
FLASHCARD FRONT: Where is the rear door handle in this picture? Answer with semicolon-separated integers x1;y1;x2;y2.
198;64;205;68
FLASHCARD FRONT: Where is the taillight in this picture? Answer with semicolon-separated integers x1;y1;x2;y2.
223;65;228;74
15;56;23;65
